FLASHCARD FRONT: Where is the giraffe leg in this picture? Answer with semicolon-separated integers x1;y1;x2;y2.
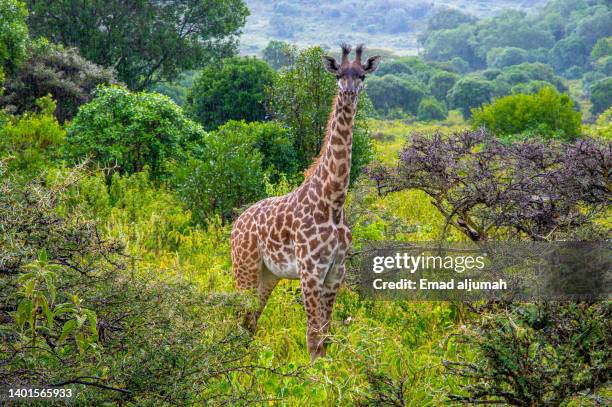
298;262;328;361
247;267;280;333
232;229;265;333
321;263;345;336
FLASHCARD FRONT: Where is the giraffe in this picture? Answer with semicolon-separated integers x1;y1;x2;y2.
231;44;380;360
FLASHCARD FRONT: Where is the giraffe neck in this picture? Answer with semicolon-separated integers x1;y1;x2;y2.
311;92;357;211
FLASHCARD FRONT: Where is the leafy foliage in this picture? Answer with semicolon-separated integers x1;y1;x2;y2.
186;57;276;130
0;0;28;73
25;0;249;90
369;130;610;241
445;302;611;406
448;77;495;119
428;70;458;101
262;40;296;70
66;86;204;181
0;96;64;177
366;75;427;116
0;40;118;123
172;123;266;222
471;86;582;140
0;166;281;404
417;97;447;121
590;77;612;116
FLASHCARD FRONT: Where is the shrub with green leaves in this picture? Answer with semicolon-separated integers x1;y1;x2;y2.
417;97;448;121
446;302;611;406
218;120;298;180
0;0;28;73
0;166;275;404
0;96;64;177
172;125;266;222
448;77;495;119
186;57;276;130
428;70;458;101
366;75;427;116
66;86;204;181
1;40;118;123
471;86;582;140
590;77;612;116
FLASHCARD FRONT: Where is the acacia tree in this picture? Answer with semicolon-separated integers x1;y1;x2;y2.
367;131;611;405
25;0;249;90
369;130;610;241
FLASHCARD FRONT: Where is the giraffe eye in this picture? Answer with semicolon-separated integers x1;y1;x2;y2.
359;75;365;80
336;74;341;80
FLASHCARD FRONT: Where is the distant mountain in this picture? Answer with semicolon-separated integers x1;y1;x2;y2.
240;0;548;56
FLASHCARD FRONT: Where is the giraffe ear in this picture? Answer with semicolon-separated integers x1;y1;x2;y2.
322;56;340;74
362;56;381;74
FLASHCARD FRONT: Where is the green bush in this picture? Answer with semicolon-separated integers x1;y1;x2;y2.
0;166;264;405
186;57;276;130
366;75;427;115
590;77;612;116
1;40;118;123
66;86;204;181
486;47;529;68
447;302;611;406
428;71;458;101
0;96;64;177
172;126;266;222
448;77;495;119
471;86;581;140
0;0;28;73
215;120;298;180
416;97;447;121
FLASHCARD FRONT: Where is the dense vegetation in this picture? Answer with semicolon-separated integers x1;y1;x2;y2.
1;0;611;405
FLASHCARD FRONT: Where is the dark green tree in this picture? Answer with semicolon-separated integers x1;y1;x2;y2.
428;71;459;101
366;75;426;116
426;8;476;32
25;0;249;90
186;57;276;130
417;97;447;121
216;120;298;179
471;86;581;141
172;124;266;222
423;25;482;69
0;0;28;74
590;77;612;116
448;77;495;119
1;40;118;122
486;47;529;69
471;10;555;60
549;35;590;73
262;40;296;70
66;86;204;180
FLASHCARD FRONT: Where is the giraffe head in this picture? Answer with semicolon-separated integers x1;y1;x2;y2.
322;43;381;95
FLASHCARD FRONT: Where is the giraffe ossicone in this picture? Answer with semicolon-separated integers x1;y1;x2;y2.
231;44;381;360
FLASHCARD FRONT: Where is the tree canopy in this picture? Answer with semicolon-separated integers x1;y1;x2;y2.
0;0;28;74
66;86;204;180
0;40;118;122
186;57;276;130
25;0;249;90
